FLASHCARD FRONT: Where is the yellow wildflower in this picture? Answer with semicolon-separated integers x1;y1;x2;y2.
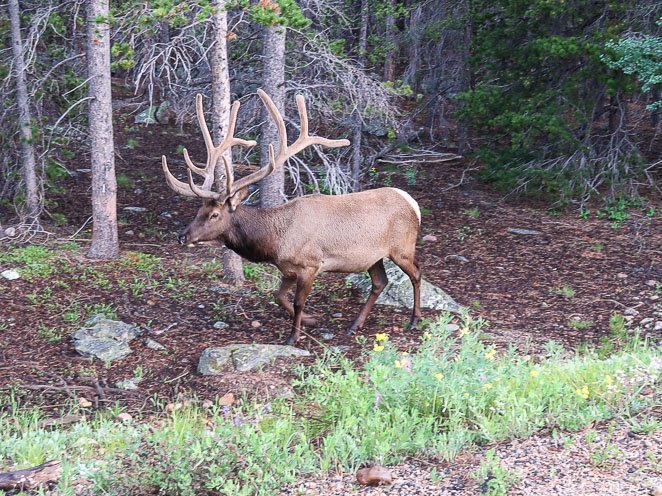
375;333;389;342
463;392;470;398
434;373;444;381
529;369;540;378
482;383;493;390
395;360;403;369
423;331;432;340
485;349;496;360
459;328;470;337
575;385;589;399
373;344;384;352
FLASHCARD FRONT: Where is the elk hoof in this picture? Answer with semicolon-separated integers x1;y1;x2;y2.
285;334;298;346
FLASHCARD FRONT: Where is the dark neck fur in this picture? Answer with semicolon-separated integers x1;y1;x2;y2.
220;205;288;263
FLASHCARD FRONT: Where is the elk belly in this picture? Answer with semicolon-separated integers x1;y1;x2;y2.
320;252;387;273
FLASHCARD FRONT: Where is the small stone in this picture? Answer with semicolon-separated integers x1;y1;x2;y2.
654;322;662;332
639;318;654;326
218;392;235;406
331;345;350;353
448;255;469;263
356;465;393;486
145;338;165;351
315;329;335;341
197;304;205;309
125;230;135;236
159;211;172;218
123;206;146;213
645;280;657;287
3;227;16;237
507;227;542;235
422;234;438;242
202;400;214;409
213;321;229;330
78;397;93;408
1;269;20;280
617;272;629;280
332;313;343;318
116;377;143;390
133;187;144;194
251;320;261;328
117;412;133;422
650;295;659;301
624;307;639;316
446;323;460;332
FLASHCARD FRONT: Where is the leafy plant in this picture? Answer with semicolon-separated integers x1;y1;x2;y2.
471;449;520;496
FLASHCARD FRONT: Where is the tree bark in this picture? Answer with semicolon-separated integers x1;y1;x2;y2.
383;0;398;82
210;0;244;284
8;0;40;223
87;0;118;259
350;0;369;191
259;24;286;209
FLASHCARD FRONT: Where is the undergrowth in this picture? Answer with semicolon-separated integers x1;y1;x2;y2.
0;314;659;495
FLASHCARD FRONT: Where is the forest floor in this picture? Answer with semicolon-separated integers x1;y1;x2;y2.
0;118;660;495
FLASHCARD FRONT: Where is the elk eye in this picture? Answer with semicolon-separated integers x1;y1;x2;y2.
210;212;220;220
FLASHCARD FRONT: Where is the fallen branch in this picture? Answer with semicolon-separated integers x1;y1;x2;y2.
0;460;61;491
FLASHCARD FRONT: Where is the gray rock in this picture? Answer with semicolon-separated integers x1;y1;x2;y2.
213;321;229;330
448;255;469;263
1;269;20;280
315;328;335;341
446;323;460;332
123;206;147;213
72;314;141;362
116;377;143;390
507;228;542;235
624;307;639;316
654;321;662;332
346;259;461;312
639;318;654;326
198;344;310;374
134;106;157;124
2;227;16;238
145;338;165;351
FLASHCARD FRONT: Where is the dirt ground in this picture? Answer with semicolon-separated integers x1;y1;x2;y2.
0;115;660;495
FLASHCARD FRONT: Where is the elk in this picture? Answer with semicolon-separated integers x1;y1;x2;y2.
162;90;422;345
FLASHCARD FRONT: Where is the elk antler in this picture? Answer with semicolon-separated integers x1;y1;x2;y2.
225;89;351;197
161;94;257;199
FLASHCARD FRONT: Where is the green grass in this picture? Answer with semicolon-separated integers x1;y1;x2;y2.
0;314;659;495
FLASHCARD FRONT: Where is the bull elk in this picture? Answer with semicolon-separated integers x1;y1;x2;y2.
162;90;422;345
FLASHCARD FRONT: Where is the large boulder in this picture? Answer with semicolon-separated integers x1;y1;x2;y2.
346;259;462;312
199;344;310;374
72;314;141;362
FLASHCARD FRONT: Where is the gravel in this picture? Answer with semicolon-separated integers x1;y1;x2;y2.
278;416;660;495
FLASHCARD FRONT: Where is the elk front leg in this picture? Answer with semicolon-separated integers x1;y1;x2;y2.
274;276;318;325
286;269;317;346
346;259;388;335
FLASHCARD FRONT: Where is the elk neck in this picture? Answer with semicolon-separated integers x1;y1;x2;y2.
220;204;289;263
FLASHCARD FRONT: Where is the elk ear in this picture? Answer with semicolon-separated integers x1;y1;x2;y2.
227;187;249;212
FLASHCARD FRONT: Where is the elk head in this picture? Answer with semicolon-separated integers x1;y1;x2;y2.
162;90;349;246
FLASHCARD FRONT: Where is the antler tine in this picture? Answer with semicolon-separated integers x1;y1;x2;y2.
231;89;350;194
187;169;223;200
162;155;198;197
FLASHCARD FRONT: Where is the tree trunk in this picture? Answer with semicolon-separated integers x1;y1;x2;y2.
259;25;286;209
350;0;369;191
383;0;397;82
8;0;40;223
210;0;244;284
87;0;119;259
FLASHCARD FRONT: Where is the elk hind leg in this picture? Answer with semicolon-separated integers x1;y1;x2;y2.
389;254;422;331
275;275;318;325
346;259;388;335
